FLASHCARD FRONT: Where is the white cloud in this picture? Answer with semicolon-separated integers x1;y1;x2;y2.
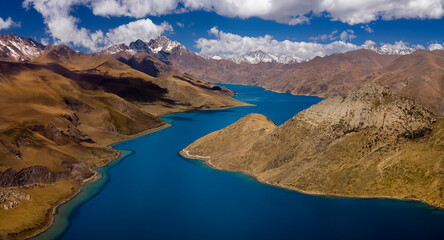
361;25;374;33
196;27;361;60
85;0;444;25
0;17;20;30
428;43;444;50
40;38;50;45
310;30;338;42
105;19;172;45
288;15;311;25
90;0;179;18
320;0;444;24
340;30;356;42
23;0;172;52
176;22;185;28
197;27;439;60
24;0;444;31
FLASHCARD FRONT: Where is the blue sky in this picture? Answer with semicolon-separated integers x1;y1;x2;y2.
1;0;444;59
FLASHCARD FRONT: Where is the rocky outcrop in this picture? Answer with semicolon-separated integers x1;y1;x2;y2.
63;97;94;113
28;123;93;145
0;188;32;210
182;84;444;208
0;166;69;187
0;162;93;188
0;33;45;61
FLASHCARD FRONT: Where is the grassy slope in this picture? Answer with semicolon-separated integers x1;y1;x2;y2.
0;47;248;238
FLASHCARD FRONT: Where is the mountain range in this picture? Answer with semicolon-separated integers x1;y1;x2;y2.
1;32;444;238
2;32;443;115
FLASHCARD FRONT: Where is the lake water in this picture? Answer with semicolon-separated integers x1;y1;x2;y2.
34;85;444;240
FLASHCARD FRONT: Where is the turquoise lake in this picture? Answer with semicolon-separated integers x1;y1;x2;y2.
34;84;444;240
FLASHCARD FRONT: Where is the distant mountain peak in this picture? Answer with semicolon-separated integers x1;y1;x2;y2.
37;44;83;62
363;40;418;55
0;33;45;61
102;36;187;57
128;39;152;54
233;50;302;64
147;36;185;54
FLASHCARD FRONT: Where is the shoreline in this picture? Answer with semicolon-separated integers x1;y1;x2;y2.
21;126;171;240
20;171;103;240
179;150;444;211
22;102;250;240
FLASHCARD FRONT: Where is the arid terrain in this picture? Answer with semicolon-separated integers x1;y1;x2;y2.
0;34;248;239
182;84;444;209
2;32;444;239
166;48;444;115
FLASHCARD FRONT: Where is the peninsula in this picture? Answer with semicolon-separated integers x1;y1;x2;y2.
181;84;444;209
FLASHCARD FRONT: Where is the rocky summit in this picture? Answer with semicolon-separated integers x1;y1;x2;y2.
182;84;444;208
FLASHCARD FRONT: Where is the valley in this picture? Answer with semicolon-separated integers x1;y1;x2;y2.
1;32;444;239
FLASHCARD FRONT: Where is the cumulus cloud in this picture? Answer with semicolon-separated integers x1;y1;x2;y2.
196;27;361;60
196;27;441;60
25;0;444;33
105;19;172;45
83;0;444;25
0;17;20;30
90;0;179;18
23;0;172;52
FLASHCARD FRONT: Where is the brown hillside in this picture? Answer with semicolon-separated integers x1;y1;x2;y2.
182;84;444;209
0;44;247;238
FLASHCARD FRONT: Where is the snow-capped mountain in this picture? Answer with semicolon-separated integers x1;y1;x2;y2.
0;33;45;61
147;36;185;54
233;50;302;64
128;39;153;54
104;43;135;55
102;36;188;60
363;40;417;55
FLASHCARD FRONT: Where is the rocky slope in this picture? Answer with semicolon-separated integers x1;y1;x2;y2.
182;84;444;208
0;33;45;61
233;50;302;64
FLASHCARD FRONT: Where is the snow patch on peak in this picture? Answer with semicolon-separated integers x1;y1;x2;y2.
211;55;222;60
363;40;419;55
147;36;185;53
104;43;135;55
103;36;188;58
0;33;45;61
233;50;302;64
128;39;152;54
